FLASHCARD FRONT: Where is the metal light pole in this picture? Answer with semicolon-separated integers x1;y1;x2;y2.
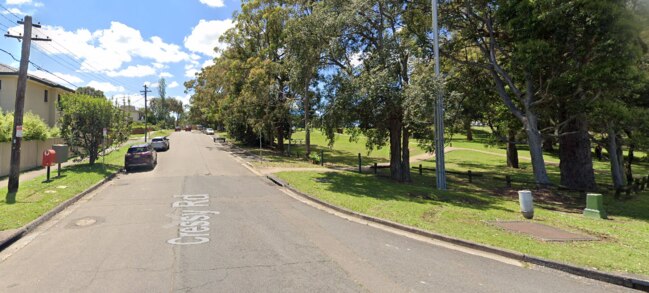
433;0;447;190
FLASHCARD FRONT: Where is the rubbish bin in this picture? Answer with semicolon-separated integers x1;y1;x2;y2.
518;190;534;219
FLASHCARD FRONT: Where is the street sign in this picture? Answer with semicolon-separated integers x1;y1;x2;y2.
16;125;23;137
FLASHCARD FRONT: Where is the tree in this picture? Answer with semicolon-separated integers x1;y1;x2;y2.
157;78;168;127
76;86;105;98
59;93;122;164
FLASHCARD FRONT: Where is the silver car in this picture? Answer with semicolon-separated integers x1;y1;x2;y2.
151;136;170;151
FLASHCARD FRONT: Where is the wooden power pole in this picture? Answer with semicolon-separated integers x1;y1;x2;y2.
5;16;51;202
141;84;151;142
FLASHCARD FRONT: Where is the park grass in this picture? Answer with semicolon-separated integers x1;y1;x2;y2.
0;140;142;231
237;129;428;169
276;169;649;277
269;126;649;277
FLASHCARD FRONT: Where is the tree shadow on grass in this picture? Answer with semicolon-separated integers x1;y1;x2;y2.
313;170;516;213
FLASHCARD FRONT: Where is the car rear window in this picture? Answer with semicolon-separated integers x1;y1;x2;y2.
128;147;148;153
152;138;163;142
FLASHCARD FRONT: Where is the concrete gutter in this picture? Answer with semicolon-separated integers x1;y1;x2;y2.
266;174;649;291
0;171;120;251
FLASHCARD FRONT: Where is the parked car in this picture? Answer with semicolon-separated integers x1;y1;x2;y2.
205;128;214;135
125;143;157;171
175;126;181;132
185;125;192;131
151;136;170;151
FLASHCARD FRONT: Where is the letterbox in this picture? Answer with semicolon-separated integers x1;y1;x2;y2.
42;149;57;167
52;144;69;163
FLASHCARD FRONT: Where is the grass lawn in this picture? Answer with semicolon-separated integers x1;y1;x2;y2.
276;170;649;277
129;129;174;140
231;129;428;169
0;140;139;231
269;127;649;277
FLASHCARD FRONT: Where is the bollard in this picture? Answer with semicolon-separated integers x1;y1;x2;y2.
518;190;534;219
583;193;607;219
419;164;422;175
505;175;512;188
468;170;472;183
358;153;362;173
374;162;377;174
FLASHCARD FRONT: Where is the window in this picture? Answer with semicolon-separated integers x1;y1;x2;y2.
57;94;62;110
44;90;48;102
0;80;2;90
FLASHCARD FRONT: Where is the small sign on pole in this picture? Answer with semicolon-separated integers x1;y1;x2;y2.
16;125;23;137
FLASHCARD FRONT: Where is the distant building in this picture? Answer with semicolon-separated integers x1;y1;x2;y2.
120;105;144;122
0;64;74;127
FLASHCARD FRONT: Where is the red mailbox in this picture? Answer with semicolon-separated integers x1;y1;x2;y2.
42;149;57;167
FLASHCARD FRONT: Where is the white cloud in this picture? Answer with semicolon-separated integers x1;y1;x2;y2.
6;0;31;5
202;59;214;68
159;72;173;78
185;68;199;78
168;81;179;89
32;22;190;73
87;81;125;93
184;19;234;57
350;52;364;67
199;0;224;8
29;70;83;87
106;65;156;78
2;7;25;15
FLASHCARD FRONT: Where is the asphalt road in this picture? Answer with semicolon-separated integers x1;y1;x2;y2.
0;132;634;292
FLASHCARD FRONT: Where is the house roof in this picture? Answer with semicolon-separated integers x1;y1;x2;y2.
0;63;75;93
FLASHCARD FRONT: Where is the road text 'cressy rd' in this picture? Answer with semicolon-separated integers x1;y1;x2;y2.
167;194;219;245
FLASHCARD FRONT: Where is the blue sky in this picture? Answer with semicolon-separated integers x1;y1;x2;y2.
0;0;241;107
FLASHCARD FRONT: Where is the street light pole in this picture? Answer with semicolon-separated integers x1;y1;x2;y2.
433;0;447;190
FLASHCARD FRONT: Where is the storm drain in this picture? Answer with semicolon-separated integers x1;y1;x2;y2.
66;217;104;229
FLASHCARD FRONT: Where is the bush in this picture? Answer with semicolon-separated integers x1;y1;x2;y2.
0;110;53;142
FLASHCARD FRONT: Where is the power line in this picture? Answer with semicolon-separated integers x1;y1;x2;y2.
0;4;20;20
28;60;78;88
1;47;78;88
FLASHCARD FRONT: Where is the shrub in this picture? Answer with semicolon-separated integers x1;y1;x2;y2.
0;110;53;142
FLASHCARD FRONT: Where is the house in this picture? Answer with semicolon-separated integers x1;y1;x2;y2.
0;64;75;127
120;105;144;122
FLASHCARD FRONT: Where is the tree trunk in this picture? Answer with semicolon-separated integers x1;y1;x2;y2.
277;126;284;152
542;136;554;152
626;143;634;185
559;117;596;190
464;119;473;141
523;77;551;186
507;129;519;169
401;126;411;182
524;111;551;186
607;126;625;189
389;118;402;182
304;81;311;157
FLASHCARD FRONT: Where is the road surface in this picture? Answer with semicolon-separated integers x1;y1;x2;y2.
0;132;633;292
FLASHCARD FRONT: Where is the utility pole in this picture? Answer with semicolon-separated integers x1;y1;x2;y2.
141;84;151;142
432;0;447;190
5;16;51;201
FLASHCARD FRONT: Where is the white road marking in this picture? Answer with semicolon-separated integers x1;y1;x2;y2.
167;194;219;245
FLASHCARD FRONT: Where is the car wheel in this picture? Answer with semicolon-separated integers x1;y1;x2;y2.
125;167;131;172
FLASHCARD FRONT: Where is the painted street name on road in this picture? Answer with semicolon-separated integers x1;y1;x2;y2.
167;194;219;245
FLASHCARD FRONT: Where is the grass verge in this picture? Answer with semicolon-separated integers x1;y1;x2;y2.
275;169;649;277
0;141;135;231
